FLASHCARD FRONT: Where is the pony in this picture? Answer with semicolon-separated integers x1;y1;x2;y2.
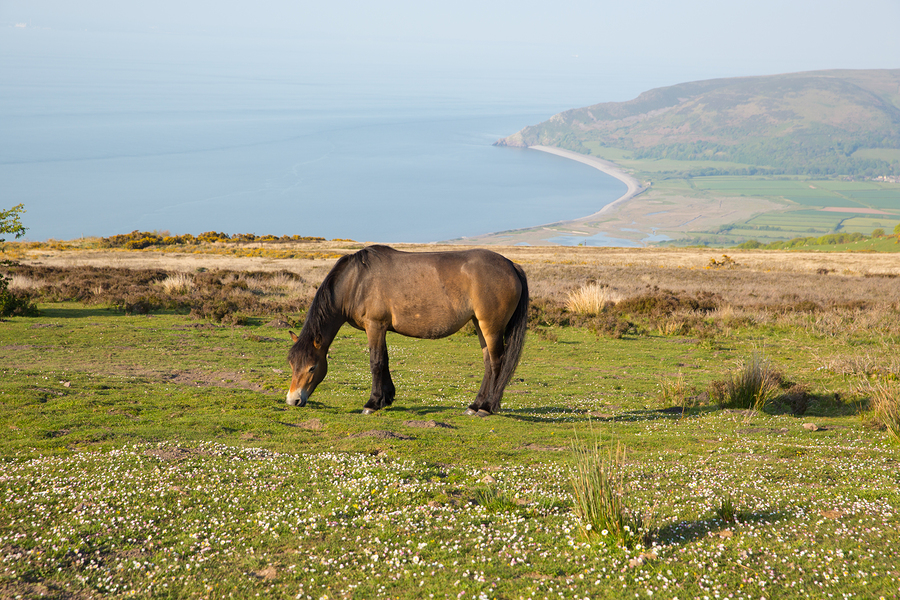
286;245;528;416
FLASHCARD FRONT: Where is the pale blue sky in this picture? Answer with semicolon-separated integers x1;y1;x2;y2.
3;0;899;103
2;0;899;241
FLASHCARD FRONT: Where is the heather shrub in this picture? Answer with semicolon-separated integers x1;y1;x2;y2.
7;264;307;322
616;289;720;318
590;314;635;339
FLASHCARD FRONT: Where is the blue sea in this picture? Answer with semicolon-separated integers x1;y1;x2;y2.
0;27;636;243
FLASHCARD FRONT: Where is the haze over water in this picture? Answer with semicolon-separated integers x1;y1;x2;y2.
3;1;897;243
2;29;634;243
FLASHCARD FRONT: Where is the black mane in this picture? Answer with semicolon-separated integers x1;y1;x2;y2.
290;247;390;361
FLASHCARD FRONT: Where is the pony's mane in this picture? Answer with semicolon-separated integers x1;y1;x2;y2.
292;246;390;356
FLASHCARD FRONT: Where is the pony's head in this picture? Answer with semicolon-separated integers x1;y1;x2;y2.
286;331;328;407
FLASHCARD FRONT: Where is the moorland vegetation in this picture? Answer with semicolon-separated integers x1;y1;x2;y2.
2;239;900;598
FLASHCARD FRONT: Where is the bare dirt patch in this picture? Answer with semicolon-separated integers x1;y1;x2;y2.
281;419;324;431
349;430;415;440
520;443;566;451
403;420;454;429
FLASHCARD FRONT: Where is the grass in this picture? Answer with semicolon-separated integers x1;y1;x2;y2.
863;380;900;445
2;245;900;598
568;438;650;548
708;353;783;411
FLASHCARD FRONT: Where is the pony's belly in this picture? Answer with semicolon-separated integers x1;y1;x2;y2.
390;312;471;340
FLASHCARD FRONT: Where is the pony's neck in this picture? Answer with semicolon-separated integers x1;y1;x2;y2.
300;276;347;350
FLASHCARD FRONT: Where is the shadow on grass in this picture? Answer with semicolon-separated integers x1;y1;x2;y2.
371;405;462;417
655;510;789;546
37;306;124;319
498;406;721;424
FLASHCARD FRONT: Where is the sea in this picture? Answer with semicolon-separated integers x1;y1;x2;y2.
1;27;639;244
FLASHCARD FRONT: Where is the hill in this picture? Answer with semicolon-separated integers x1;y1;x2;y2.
496;69;900;177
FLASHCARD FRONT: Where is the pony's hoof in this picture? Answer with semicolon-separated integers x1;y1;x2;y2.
475;409;492;418
463;408;478;416
361;407;377;415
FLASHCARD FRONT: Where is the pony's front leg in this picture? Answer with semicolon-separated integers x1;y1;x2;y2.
362;324;396;414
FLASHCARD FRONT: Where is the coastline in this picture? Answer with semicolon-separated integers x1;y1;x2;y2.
449;145;648;245
528;146;646;220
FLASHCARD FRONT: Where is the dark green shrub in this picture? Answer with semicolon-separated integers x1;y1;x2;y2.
0;276;38;317
708;354;783;410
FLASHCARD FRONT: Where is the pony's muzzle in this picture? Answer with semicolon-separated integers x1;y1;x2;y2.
286;389;308;407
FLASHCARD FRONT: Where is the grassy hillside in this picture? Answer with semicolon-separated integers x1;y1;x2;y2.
498;69;900;177
2;244;900;598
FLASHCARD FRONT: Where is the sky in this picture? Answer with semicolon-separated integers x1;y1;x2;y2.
3;0;899;105
2;0;899;241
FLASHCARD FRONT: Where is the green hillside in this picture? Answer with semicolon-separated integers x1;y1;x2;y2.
497;69;900;177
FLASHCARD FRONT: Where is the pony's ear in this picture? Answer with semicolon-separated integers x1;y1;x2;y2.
313;337;322;349
290;331;299;343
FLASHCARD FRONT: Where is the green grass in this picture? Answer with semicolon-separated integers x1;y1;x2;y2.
641;175;900;247
524;146;900;248
2;303;900;598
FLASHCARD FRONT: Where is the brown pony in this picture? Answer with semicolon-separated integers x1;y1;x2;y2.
286;245;528;416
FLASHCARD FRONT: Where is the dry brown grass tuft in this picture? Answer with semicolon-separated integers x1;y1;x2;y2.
565;283;623;315
7;274;47;292
861;381;900;444
158;272;195;294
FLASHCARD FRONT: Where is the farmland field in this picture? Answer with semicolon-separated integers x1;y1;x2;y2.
2;243;900;599
633;177;900;246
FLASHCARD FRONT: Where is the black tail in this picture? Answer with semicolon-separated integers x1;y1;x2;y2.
490;264;529;412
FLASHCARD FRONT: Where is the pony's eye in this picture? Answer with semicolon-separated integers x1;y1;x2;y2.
308;365;316;373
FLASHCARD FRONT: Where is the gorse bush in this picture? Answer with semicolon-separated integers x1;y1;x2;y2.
101;230;326;249
568;437;651;548
0;278;38;317
708;353;782;411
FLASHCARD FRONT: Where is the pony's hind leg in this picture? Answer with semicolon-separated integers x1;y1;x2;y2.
466;320;503;416
363;324;395;414
464;320;490;415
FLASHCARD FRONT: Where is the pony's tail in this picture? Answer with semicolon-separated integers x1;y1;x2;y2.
490;264;529;412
